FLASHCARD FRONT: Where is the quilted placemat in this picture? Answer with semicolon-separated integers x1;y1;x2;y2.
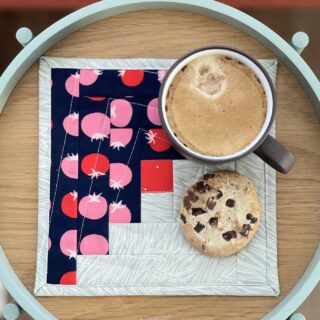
36;56;279;296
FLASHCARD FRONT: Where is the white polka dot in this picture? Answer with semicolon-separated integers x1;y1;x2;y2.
156;165;159;169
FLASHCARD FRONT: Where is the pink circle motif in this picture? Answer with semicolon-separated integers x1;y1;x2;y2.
63;112;79;136
79;193;108;220
110;128;133;150
157;70;168;83
61;154;78;179
147;98;161;126
60;230;77;258
109;163;132;190
110;99;133;127
79;69;102;86
109;201;131;223
80;234;109;255
81;112;110;141
65;73;80;97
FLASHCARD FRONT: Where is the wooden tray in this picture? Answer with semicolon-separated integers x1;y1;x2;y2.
0;9;319;320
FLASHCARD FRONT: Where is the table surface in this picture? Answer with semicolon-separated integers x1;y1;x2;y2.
0;10;319;320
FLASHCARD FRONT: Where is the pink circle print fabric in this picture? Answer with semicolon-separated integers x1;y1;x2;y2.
48;68;182;285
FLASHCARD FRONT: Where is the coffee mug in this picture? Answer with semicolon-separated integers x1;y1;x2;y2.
159;46;295;174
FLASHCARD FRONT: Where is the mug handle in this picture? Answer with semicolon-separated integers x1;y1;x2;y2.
254;135;295;174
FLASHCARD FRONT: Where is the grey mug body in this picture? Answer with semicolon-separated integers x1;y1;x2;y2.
158;46;295;173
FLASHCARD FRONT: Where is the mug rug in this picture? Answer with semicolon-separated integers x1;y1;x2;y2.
36;57;279;296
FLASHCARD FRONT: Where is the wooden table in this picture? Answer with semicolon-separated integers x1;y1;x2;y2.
0;10;319;320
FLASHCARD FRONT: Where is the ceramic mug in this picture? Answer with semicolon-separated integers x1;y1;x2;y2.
159;46;295;174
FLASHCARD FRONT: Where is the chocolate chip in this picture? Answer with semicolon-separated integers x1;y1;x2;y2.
246;213;258;223
222;233;229;241
194;181;206;193
209;217;218;227
225;56;232;60
222;230;237;241
216;190;223;199
183;196;191;209
202;243;206;250
226;199;235;208
192;208;206;216
246;213;253;220
180;214;186;224
239;224;252;237
203;173;215;180
250;217;258;224
165;105;168;112
194;222;205;233
188;190;198;202
181;65;187;72
206;198;216;210
238;61;244;66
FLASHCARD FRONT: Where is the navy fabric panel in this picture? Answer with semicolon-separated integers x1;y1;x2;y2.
48;67;183;284
48;68;78;284
80;70;160;97
77;97;110;255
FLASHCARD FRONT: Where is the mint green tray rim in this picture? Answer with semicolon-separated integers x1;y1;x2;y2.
0;1;319;319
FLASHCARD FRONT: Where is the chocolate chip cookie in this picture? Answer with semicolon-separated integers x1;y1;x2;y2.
180;171;260;257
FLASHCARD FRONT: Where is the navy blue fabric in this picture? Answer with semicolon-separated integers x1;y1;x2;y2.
77;97;110;255
80;70;161;98
48;68;78;284
48;68;183;284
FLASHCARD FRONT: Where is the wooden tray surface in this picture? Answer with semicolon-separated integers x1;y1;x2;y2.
0;10;319;320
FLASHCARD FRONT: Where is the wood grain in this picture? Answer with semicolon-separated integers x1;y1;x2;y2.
0;10;319;320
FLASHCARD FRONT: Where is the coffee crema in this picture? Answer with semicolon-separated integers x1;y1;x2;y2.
166;54;267;156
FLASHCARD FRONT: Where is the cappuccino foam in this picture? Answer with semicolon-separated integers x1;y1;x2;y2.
166;54;267;156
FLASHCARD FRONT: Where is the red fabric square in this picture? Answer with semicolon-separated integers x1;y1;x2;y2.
141;160;173;192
